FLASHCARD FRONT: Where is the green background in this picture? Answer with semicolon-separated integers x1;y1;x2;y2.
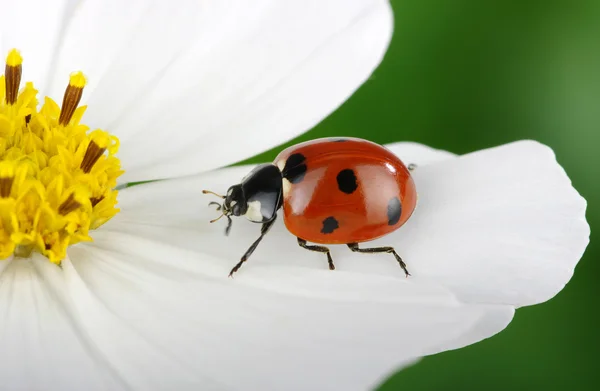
246;0;599;390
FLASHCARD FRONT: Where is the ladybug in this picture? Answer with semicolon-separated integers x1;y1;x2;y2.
203;137;417;277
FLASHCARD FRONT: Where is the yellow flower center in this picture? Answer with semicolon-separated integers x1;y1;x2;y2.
0;49;122;263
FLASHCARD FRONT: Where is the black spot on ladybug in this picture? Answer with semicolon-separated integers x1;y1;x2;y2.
387;197;402;226
331;138;348;142
336;169;358;194
282;153;307;184
320;216;339;234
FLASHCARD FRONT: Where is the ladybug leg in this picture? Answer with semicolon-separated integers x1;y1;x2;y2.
297;238;335;270
408;163;417;171
228;215;277;277
346;243;410;277
224;215;233;236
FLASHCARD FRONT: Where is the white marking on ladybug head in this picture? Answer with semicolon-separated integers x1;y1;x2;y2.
245;200;264;222
282;178;292;198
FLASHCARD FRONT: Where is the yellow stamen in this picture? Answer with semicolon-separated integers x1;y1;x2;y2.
4;49;22;105
69;71;86;88
90;196;104;207
0;162;15;198
58;71;86;125
80;140;106;173
58;193;82;216
0;50;123;263
0;177;13;198
6;49;23;67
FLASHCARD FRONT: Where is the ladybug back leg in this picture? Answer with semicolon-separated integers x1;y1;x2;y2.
346;243;410;277
297;238;335;270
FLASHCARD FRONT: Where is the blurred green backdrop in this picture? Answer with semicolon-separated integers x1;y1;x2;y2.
245;0;599;390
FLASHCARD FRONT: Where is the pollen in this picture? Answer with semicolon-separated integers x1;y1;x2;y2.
0;49;123;263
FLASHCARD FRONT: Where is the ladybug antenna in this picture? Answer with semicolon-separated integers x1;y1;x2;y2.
203;189;233;235
209;213;225;224
202;190;225;199
207;211;234;235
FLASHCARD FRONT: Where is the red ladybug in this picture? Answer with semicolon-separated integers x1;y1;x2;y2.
203;137;417;277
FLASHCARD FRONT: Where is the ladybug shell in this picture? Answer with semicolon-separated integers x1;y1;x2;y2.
273;137;417;245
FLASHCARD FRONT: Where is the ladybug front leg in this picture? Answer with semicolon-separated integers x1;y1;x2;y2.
346;243;411;277
229;215;277;277
297;238;335;271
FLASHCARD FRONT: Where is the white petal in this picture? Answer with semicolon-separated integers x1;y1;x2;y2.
0;255;121;391
47;253;221;390
43;0;150;97
44;0;393;183
386;140;589;307
111;141;588;308
426;305;514;355
75;229;507;391
0;0;71;91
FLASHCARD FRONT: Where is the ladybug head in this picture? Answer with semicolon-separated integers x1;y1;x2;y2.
223;184;248;217
203;164;283;235
201;185;243;236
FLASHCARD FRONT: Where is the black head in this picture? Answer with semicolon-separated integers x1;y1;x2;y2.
203;163;283;235
223;184;247;217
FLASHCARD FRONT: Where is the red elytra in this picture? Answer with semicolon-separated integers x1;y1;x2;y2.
274;137;417;244
203;137;417;277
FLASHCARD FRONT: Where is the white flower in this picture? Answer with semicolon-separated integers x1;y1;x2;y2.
0;2;589;391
